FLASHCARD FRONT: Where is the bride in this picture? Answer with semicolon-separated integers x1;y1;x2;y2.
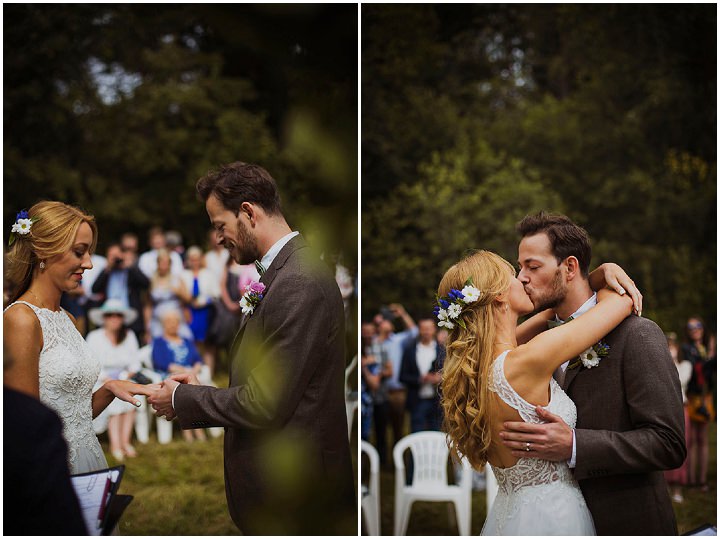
4;201;160;474
437;250;634;535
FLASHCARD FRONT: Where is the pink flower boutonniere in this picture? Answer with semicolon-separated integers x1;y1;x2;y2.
239;281;266;315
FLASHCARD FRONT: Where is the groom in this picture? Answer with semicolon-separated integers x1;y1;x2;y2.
149;162;355;535
502;212;686;535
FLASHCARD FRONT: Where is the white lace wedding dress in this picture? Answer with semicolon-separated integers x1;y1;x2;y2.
5;301;108;474
483;350;595;535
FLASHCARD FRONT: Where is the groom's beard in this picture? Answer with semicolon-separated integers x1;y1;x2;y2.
528;268;567;312
228;218;261;265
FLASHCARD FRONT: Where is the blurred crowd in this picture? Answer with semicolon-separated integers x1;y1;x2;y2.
360;303;448;469
664;317;716;503
4;226;355;459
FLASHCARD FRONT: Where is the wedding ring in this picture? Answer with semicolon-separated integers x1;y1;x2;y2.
525;442;531;452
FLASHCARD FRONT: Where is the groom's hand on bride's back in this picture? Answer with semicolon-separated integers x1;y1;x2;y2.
500;407;573;461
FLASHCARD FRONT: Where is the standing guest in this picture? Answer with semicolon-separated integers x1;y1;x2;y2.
166;229;186;263
145;249;192;342
400;318;445;432
138;226;184;278
376;304;417;447
682;315;715;492
120;232;140;261
87;299;142;461
361;321;392;466
92;242;150;343
152;308;209;442
360;351;381;442
204;228;229;284
664;332;692;502
181;245;220;375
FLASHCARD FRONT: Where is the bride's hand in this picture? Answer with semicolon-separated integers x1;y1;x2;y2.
589;262;642;316
104;380;163;407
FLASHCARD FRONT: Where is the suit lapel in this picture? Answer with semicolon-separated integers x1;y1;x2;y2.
233;234;308;336
563;363;581;391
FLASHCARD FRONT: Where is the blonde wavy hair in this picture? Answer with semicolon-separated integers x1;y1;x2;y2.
438;250;515;469
5;201;98;302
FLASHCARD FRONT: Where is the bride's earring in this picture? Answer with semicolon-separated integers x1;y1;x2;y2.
39;261;46;270
505;303;509;312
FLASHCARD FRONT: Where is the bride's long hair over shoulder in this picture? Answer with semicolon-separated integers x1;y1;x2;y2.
438;250;514;469
6;201;98;302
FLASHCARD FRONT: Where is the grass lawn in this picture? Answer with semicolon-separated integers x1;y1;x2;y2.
102;371;359;535
363;424;716;535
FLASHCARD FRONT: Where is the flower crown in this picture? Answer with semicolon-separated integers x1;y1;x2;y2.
433;278;481;330
8;210;40;246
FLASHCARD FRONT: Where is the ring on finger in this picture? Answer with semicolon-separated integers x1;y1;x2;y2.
525;441;531;452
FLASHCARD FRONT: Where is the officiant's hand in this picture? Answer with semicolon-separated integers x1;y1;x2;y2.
148;378;180;420
500;406;573;461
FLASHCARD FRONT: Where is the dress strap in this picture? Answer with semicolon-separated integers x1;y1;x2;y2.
3;300;41;315
488;350;544;424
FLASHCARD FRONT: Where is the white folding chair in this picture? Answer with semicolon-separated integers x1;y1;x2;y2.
361;441;381;536
344;355;358;439
393;431;473;536
135;344;173;444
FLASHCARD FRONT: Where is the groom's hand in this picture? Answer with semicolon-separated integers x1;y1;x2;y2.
500;406;573;461
170;372;201;385
148;378;180;420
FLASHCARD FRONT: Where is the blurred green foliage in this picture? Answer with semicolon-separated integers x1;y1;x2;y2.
4;4;357;268
362;4;716;335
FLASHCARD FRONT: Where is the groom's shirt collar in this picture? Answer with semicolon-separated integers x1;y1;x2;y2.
555;292;597;322
261;231;299;271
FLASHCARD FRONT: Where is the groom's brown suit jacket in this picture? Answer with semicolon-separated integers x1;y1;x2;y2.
563;315;686;535
174;235;355;535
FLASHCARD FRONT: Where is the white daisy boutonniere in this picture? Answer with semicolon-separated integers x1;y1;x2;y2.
568;340;610;370
239;281;266;315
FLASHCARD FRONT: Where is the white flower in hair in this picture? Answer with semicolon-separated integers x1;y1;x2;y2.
460;285;481;303
439;319;455;330
447;303;462;319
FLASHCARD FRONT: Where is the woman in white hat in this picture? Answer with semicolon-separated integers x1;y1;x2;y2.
87;299;143;461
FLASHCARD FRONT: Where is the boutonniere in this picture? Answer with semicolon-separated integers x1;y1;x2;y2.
239;281;266;315
568;340;610;370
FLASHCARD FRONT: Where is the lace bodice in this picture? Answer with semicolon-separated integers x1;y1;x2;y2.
4;301;106;473
488;350;577;494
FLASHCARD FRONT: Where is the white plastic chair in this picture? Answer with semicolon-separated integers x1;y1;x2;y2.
361;441;381;536
393;431;473;536
135;344;173;444
344;355;358;439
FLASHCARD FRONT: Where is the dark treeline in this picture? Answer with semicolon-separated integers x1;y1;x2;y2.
362;4;716;335
4;4;357;266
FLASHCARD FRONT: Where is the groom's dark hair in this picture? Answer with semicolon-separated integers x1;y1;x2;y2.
196;161;282;216
517;212;592;277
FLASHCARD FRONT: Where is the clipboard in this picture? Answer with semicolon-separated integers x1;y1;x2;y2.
71;465;132;535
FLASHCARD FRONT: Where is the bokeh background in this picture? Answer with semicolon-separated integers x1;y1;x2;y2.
4;4;358;535
361;4;715;535
362;4;715;334
5;4;357;265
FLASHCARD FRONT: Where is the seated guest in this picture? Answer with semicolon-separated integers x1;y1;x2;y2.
87;299;142;461
152;308;209;442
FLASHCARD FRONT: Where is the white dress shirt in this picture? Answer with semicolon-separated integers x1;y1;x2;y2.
558;293;597;468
